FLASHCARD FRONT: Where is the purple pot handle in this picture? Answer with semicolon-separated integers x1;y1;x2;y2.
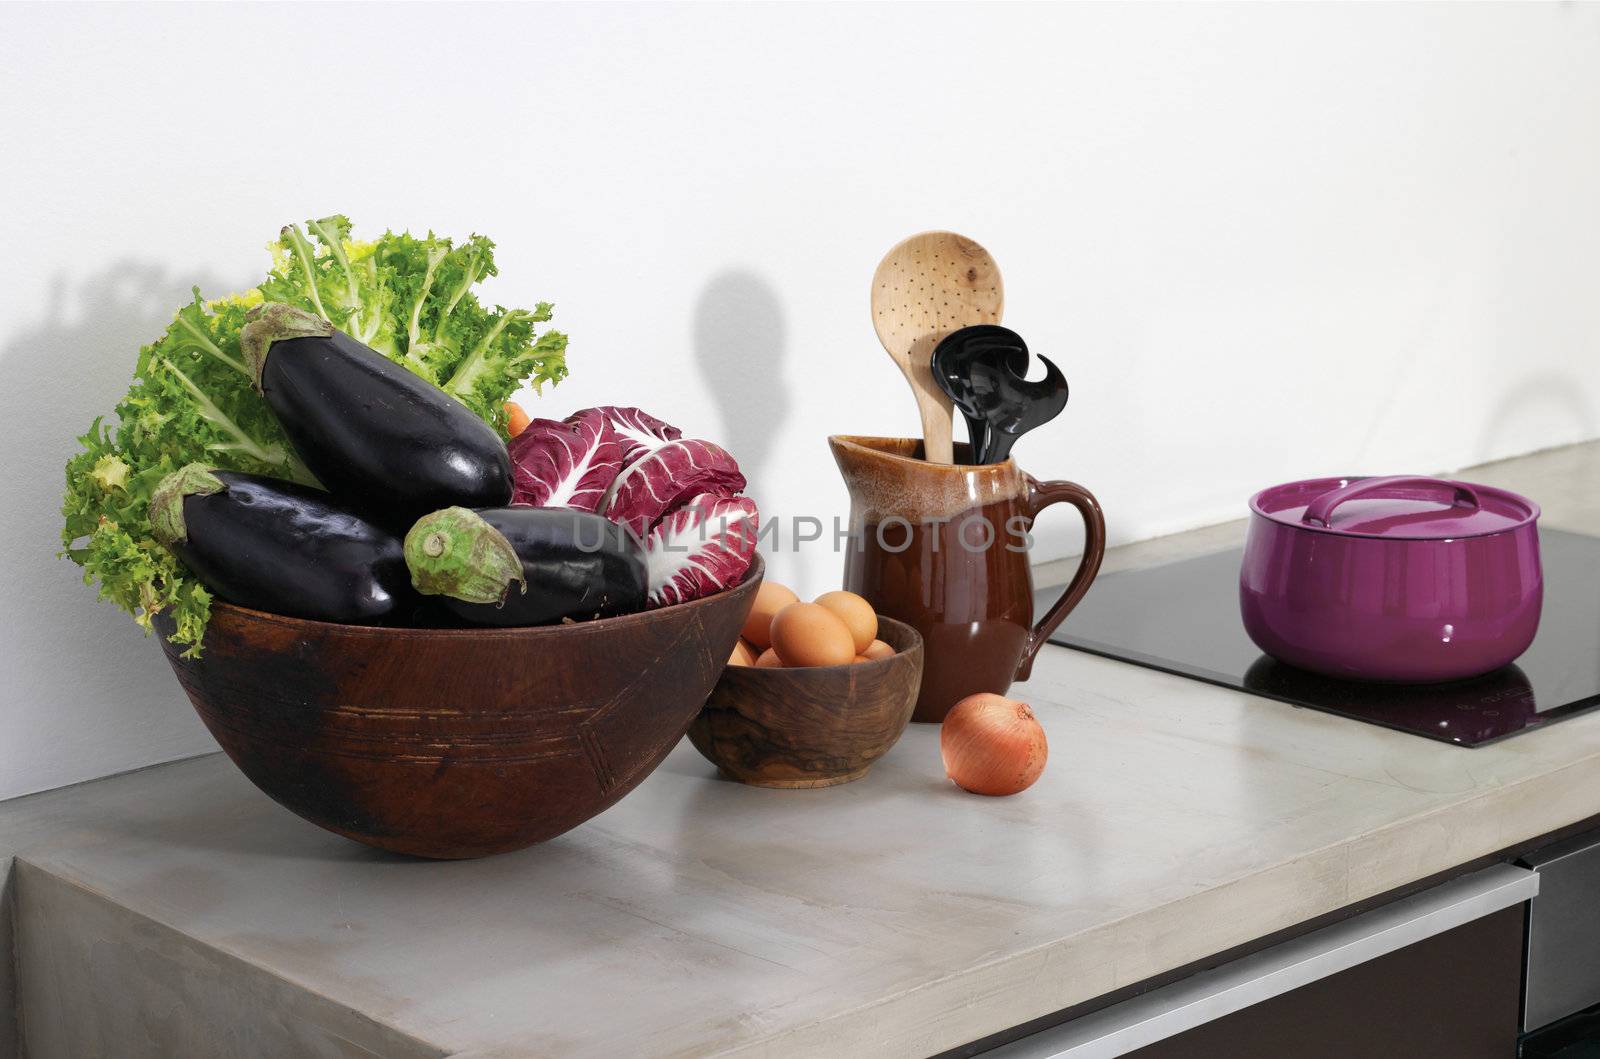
1302;475;1480;528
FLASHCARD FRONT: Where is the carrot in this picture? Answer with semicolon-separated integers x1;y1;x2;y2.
505;401;532;438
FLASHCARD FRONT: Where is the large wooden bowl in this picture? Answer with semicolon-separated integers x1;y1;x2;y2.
156;557;762;859
688;616;923;788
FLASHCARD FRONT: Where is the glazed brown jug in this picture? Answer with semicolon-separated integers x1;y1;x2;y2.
829;436;1106;723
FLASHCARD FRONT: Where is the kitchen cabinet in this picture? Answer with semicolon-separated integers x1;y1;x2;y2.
1123;905;1523;1058
1520;828;1600;1054
979;865;1537;1059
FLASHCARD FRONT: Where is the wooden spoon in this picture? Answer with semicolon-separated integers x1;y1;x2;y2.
870;232;1005;464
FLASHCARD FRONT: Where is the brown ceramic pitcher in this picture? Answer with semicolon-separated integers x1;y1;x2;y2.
829;436;1106;723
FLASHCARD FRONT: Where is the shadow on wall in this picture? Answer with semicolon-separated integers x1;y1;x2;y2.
0;264;232;799
693;270;790;494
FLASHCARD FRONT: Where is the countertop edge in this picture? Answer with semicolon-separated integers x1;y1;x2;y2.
711;747;1600;1058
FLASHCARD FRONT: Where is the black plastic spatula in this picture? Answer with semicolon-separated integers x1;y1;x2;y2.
931;325;1068;464
930;325;998;461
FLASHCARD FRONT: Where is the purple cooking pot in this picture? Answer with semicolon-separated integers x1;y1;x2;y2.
1240;475;1542;684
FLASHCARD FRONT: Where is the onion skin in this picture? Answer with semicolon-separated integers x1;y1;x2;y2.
941;693;1048;796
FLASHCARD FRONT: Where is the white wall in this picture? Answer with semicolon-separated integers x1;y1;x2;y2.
3;2;1598;800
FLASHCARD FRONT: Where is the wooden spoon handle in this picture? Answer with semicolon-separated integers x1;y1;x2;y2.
897;337;953;464
903;334;954;464
914;384;954;465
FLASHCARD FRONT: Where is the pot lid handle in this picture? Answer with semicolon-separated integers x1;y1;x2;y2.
1302;476;1481;528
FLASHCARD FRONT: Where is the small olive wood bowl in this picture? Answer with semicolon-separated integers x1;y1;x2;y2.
155;557;763;859
688;616;923;788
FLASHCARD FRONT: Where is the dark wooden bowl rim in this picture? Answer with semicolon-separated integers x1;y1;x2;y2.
203;555;764;639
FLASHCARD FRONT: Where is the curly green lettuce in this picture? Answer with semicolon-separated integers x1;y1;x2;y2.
62;216;568;656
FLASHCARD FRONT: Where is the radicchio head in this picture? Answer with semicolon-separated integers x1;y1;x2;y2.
507;409;624;512
574;406;681;465
645;493;759;608
605;439;747;540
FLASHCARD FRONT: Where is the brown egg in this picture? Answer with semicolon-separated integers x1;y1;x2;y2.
755;647;784;668
742;582;799;650
769;602;856;668
851;655;872;664
728;640;757;667
861;639;894;660
814;590;877;654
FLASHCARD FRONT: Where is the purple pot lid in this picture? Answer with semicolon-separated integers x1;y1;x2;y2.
1250;475;1540;540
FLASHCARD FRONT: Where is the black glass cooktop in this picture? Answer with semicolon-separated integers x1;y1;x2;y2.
1043;529;1600;747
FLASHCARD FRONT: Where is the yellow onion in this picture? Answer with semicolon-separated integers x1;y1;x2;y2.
940;693;1048;796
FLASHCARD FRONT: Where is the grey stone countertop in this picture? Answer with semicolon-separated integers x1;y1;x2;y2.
5;442;1600;1058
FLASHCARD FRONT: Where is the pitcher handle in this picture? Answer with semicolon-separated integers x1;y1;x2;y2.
1016;475;1106;681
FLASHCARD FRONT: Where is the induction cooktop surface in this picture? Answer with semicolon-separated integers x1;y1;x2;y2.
1042;528;1600;747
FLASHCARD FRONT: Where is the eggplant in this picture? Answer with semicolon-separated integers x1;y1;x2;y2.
397;596;471;629
403;506;647;627
240;303;512;521
150;465;414;624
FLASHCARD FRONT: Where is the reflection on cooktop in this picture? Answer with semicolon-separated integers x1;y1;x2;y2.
1042;529;1600;747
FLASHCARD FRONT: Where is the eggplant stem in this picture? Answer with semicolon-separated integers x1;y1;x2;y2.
403;507;524;604
149;464;225;546
239;303;335;388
